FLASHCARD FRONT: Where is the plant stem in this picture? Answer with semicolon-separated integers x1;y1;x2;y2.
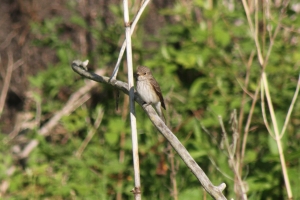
123;1;141;199
262;72;292;199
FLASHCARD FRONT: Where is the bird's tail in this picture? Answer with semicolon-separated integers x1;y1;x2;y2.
155;103;166;123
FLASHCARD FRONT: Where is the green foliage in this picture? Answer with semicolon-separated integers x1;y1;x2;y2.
3;0;300;199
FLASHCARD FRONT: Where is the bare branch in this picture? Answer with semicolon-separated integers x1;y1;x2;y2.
71;60;227;200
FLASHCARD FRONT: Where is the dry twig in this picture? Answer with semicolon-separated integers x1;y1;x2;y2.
0;52;23;117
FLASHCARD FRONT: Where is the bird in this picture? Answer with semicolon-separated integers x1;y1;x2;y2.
136;66;166;121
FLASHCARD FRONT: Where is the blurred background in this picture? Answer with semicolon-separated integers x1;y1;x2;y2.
0;0;300;199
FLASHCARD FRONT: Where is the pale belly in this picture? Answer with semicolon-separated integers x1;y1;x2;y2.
136;80;159;104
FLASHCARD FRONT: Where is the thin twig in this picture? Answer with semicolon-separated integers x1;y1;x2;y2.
230;110;238;156
260;79;274;139
237;50;254;174
218;116;247;200
0;55;23;117
240;78;261;166
208;156;233;181
0;52;13;117
241;0;264;65
168;143;178;200
76;107;104;158
235;78;254;99
110;0;151;80
279;74;300;138
263;0;290;69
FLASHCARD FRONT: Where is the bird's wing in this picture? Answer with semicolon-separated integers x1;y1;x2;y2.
150;77;166;110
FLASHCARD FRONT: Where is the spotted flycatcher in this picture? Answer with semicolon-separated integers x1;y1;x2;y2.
136;66;166;121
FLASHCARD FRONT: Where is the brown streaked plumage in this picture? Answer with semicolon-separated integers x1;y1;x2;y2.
136;66;166;120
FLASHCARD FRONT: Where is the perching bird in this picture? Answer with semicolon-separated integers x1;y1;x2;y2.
136;66;166;121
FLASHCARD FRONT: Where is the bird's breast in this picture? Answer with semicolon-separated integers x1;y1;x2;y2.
136;80;159;104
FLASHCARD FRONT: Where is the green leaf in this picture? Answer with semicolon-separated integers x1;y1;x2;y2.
213;25;230;47
189;78;205;97
175;52;197;68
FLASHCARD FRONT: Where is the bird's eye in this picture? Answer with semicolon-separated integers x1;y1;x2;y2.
143;72;147;75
